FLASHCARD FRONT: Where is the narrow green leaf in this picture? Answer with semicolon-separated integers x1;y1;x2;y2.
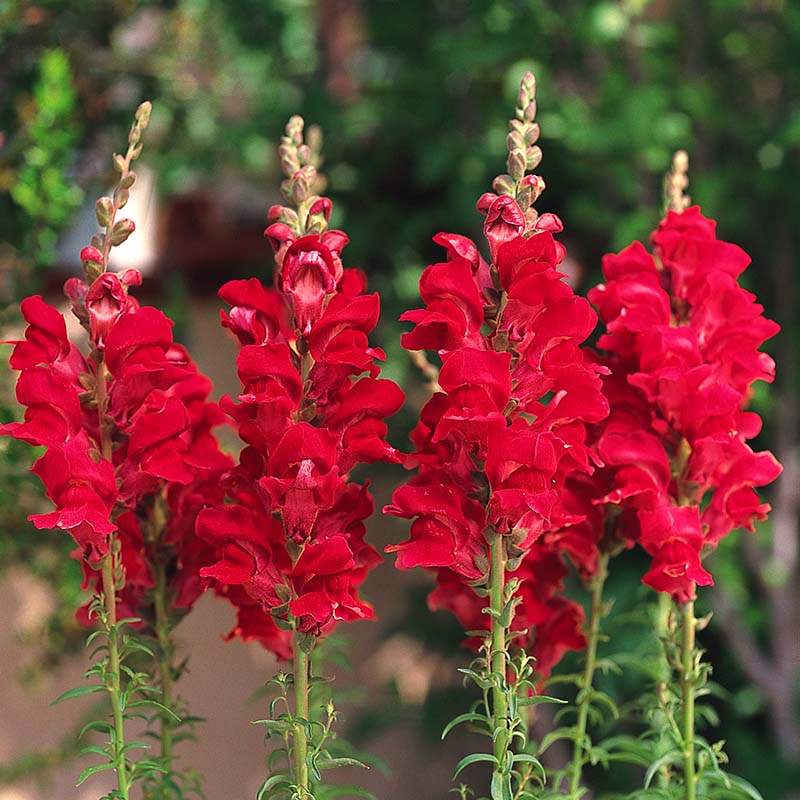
79;720;114;738
442;712;489;740
518;694;567;707
538;727;580;754
256;773;291;800
51;684;106;705
490;770;513;800
78;745;111;759
76;762;115;786
644;752;681;788
452;753;498;780
126;699;181;721
315;756;370;770
120;741;150;753
316;786;377;800
512;754;546;782
703;771;764;800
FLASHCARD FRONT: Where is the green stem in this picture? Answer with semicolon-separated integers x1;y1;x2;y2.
95;358;130;798
101;552;130;800
153;557;174;769
293;632;310;796
654;591;673;787
680;600;697;800
488;535;509;768
567;553;609;798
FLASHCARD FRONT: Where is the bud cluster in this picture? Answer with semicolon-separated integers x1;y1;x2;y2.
489;71;546;234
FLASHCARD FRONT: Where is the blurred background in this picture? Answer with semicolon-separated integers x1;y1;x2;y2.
0;0;798;798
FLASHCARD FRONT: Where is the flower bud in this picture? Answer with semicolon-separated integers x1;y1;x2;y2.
302;164;317;184
135;100;152;128
113;153;126;172
523;100;537;123
80;246;104;266
90;233;105;250
308;197;332;222
492;174;515;196
79;247;105;282
114;187;130;209
526;145;542;170
95;197;113;228
507;131;526;153
110;218;135;246
291;172;309;205
280;154;300;176
120;171;136;189
524;123;540;145
507;149;526;181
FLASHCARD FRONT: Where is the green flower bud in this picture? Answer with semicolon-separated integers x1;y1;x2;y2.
95;197;113;228
492;173;515;196
508;149;526;181
110;218;135;246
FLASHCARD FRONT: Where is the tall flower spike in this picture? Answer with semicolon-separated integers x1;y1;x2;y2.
583;151;781;797
387;73;608;798
200;116;403;798
2;101;228;797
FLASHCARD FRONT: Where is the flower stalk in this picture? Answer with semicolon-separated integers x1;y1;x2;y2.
488;534;510;769
293;633;311;796
96;347;131;799
680;600;697;800
101;549;131;800
567;551;610;799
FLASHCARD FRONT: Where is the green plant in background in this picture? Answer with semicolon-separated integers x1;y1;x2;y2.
5;47;82;294
0;45;87;721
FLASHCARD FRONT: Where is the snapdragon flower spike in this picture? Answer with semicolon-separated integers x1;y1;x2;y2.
385;72;608;680
0;110;230;623
586;154;782;603
197;116;403;655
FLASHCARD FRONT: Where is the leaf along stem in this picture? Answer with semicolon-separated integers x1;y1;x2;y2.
567;552;610;798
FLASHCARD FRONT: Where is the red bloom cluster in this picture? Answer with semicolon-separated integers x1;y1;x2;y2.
196;142;403;656
386;186;607;676
2;269;230;623
587;206;782;602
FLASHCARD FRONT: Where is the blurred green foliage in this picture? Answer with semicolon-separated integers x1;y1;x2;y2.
0;0;797;796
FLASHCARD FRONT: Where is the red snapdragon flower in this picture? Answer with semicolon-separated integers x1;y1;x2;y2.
584;205;782;602
386;143;607;678
3;264;230;626
197;129;403;655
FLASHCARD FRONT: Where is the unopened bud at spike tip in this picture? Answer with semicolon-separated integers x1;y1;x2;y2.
135;101;152;124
